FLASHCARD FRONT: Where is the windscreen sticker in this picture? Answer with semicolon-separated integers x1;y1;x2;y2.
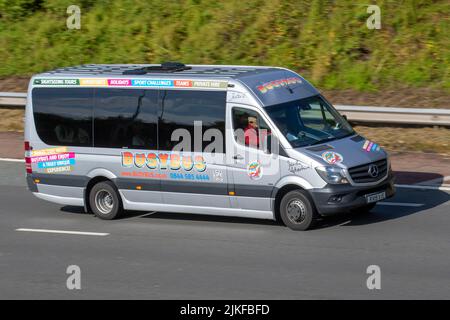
362;140;381;152
247;161;263;180
33;78;228;89
257;77;302;94
321;151;343;165
31;147;75;173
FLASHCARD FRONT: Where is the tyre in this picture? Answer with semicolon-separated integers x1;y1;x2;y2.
279;190;317;231
89;181;123;220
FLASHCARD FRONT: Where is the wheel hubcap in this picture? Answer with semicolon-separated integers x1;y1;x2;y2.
95;190;114;214
286;199;307;224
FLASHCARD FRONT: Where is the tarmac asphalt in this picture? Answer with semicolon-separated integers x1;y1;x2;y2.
0;161;449;299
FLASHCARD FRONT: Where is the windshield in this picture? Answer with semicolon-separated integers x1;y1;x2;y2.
265;95;354;148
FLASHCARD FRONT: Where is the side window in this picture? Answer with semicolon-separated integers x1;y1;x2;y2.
232;107;271;151
32;88;93;147
94;89;158;149
158;90;226;152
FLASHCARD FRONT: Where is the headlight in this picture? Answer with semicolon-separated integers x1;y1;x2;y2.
315;166;349;184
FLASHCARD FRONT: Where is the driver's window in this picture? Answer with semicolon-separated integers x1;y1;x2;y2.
232;107;271;152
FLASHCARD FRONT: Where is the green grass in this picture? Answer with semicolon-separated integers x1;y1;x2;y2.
0;0;449;91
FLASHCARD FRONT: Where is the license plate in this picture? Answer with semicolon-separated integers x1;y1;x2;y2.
365;191;386;203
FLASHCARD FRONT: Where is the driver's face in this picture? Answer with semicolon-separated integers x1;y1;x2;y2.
248;117;258;129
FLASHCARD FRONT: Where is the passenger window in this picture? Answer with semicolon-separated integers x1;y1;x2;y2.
232;108;271;152
32;88;94;147
94;89;158;149
158;90;226;152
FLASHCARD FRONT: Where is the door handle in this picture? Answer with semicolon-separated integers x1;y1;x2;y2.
233;154;244;160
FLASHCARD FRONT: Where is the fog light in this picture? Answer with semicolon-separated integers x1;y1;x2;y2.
329;195;342;203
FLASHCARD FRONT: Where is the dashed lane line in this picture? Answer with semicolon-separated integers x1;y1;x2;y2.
16;228;109;236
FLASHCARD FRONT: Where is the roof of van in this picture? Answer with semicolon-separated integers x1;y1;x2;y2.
34;64;320;106
37;64;280;79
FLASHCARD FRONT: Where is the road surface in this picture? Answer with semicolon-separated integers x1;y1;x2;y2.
0;161;449;299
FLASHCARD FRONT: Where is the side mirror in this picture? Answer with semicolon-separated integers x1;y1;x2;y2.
342;114;348;121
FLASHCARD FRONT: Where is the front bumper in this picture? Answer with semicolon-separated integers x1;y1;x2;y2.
309;173;395;216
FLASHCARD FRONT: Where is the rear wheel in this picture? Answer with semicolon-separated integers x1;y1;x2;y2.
89;181;123;220
280;190;316;231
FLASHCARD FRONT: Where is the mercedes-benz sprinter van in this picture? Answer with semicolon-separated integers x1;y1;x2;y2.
25;63;395;230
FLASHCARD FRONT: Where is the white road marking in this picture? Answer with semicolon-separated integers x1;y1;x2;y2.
395;184;450;192
0;158;24;162
377;202;424;207
16;228;109;236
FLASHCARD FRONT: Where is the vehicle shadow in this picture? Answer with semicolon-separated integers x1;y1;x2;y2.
314;188;449;229
60;170;449;230
393;171;445;185
141;212;281;226
58;205;279;226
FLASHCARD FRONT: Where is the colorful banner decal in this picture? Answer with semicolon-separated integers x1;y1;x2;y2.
192;80;228;89
247;161;262;180
80;78;108;86
31;147;75;173
37;158;75;169
257;77;302;94
33;79;79;86
45;166;73;174
108;79;131;86
121;171;168;179
31;147;68;157
322;151;343;165
31;152;75;164
169;172;210;181
33;78;228;89
362;140;381;152
131;79;173;87
121;152;207;172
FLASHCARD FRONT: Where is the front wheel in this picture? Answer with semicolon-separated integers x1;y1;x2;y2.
89;181;123;220
280;190;317;231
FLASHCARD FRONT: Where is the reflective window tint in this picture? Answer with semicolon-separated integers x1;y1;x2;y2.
158;90;226;152
94;89;158;149
32;88;94;147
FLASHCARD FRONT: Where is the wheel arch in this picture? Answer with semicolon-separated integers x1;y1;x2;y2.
84;175;118;213
272;176;315;222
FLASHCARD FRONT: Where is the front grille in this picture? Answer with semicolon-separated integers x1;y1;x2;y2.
348;159;388;183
